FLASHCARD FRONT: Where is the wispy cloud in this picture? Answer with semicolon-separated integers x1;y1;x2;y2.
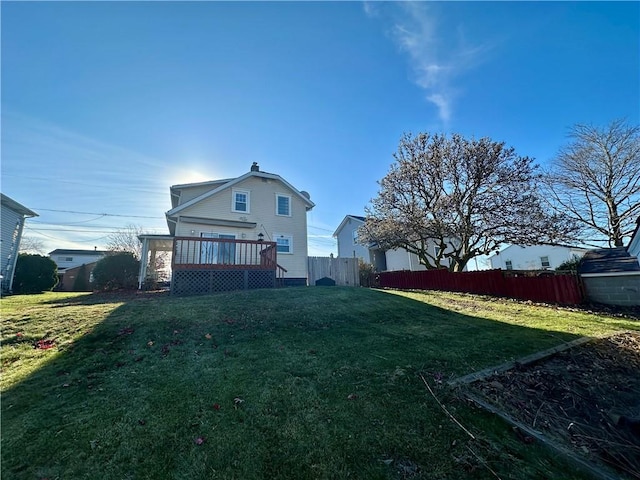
367;3;491;125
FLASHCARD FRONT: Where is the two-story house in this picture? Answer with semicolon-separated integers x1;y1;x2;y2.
139;163;315;294
49;248;108;274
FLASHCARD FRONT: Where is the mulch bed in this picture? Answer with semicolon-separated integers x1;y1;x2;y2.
465;332;640;479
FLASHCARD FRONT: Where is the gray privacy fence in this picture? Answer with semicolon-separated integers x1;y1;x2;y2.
308;257;359;286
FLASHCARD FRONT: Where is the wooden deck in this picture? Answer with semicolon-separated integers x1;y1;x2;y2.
171;237;286;295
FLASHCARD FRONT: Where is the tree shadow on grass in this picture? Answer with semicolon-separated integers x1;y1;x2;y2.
2;287;607;480
42;289;171;306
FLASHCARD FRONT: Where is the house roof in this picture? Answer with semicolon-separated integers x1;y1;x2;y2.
333;215;366;237
577;247;640;274
1;193;38;217
166;169;315;218
49;249;108;256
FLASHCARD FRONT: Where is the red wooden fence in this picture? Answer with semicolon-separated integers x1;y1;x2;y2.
376;269;584;304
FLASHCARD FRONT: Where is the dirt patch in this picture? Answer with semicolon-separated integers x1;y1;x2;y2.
465;332;640;479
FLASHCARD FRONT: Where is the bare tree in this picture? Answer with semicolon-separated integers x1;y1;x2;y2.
19;236;46;255
106;224;169;280
543;119;640;247
106;223;145;259
361;132;577;272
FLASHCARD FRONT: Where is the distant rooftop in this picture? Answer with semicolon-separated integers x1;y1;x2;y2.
49;249;108;256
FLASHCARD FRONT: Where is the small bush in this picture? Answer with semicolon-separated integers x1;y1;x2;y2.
72;264;90;291
92;252;140;291
556;255;582;272
359;260;376;287
13;254;58;294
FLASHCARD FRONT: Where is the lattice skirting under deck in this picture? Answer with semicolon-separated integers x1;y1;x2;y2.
171;269;276;296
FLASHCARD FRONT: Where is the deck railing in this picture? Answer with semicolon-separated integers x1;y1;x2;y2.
172;237;278;270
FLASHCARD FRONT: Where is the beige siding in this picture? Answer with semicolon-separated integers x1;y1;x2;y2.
177;182;226;204
175;176;309;279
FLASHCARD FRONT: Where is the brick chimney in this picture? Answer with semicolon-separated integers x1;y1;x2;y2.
251;162;259;172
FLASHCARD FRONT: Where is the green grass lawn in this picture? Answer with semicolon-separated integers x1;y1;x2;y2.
1;287;637;480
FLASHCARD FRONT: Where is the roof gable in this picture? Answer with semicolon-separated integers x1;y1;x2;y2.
166;171;314;217
333;215;365;237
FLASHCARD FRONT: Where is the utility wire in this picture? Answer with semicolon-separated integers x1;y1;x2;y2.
32;208;164;219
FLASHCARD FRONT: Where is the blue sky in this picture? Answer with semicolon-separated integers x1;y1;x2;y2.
2;1;638;260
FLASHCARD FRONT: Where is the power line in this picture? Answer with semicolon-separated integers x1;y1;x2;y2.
308;224;335;233
32;207;164;219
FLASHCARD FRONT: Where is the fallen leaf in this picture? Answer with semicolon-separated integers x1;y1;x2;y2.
205;333;212;339
194;436;206;445
34;339;55;350
347;393;358;400
147;341;154;346
212;403;221;411
16;332;23;337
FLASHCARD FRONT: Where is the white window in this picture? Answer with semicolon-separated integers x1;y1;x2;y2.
505;260;513;270
352;229;359;245
276;194;291;216
274;233;293;254
232;189;250;213
540;256;551;269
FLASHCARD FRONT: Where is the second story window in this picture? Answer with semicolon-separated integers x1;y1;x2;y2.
276;194;291;216
232;189;250;213
505;260;513;270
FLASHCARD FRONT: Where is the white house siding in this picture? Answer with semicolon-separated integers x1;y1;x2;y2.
489;245;588;270
50;252;107;272
385;248;425;271
335;217;371;261
1;203;24;290
174;176;309;279
383;240;453;272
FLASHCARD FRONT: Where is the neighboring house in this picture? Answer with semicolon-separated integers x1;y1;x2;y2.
488;245;589;271
627;217;640;261
1;194;38;293
49;248;108;275
56;261;99;292
49;248;108;288
384;243;455;271
334;215;369;260
139;163;315;293
333;214;453;272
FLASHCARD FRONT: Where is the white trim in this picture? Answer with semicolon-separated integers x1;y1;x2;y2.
581;271;640;278
231;188;250;214
275;193;292;217
273;232;293;254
